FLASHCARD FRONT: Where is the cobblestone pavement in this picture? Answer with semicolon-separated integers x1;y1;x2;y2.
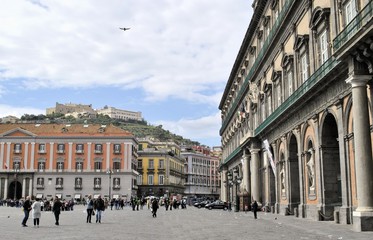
0;205;372;240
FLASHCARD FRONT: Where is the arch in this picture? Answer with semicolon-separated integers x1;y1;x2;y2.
320;112;342;219
288;133;300;212
310;7;331;30
8;180;22;200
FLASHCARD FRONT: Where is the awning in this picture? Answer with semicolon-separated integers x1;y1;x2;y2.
74;194;81;199
113;194;119;199
36;193;43;199
55;194;62;199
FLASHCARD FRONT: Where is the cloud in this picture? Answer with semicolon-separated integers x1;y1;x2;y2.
154;112;221;147
0;104;44;118
0;0;249;107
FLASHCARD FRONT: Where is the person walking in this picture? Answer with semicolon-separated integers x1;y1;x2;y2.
252;200;258;219
94;195;105;223
31;198;42;228
21;196;32;227
86;195;94;223
52;196;62;225
151;198;159;218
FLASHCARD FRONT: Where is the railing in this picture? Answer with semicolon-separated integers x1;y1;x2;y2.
255;57;340;135
220;0;295;134
333;2;373;52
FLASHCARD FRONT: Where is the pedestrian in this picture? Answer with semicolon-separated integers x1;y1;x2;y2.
94;195;105;223
228;201;232;212
252;200;258;219
86;195;94;223
21;196;32;227
31;198;42;228
52;196;62;225
151;198;159;218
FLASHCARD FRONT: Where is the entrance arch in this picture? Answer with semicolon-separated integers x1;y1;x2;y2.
288;134;300;211
8;181;22;200
321;113;342;217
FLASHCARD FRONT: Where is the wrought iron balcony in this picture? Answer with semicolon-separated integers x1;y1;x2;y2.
333;2;373;53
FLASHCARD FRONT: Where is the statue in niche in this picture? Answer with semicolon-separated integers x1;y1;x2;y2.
280;164;285;192
307;149;315;189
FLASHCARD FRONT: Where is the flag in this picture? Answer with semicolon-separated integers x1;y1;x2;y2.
4;163;8;169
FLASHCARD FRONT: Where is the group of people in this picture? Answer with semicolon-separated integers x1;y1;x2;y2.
85;194;105;223
22;195;63;227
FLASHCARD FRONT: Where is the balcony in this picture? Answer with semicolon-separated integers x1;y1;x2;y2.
94;150;103;154
113;185;121;190
55;185;63;190
94;185;101;190
13;149;22;154
114;150;121;154
57;150;65;154
38;150;46;154
220;0;295;134
36;184;44;189
255;57;340;136
333;2;373;55
76;150;84;154
75;185;82;190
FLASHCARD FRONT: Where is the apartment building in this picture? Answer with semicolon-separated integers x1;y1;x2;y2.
0;123;138;201
136;138;185;198
219;0;373;231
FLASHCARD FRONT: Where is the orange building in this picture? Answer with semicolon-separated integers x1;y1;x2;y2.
0;123;138;201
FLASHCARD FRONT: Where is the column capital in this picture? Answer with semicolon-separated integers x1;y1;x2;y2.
346;75;372;87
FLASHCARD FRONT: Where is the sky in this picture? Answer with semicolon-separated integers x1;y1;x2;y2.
0;0;252;148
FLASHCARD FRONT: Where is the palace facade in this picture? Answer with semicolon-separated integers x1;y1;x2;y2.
219;0;373;231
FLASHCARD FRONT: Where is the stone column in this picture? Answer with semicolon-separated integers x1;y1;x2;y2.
30;143;35;170
221;167;227;202
4;178;8;199
242;149;250;193
346;74;373;231
24;142;29;170
106;142;111;170
0;142;4;170
49;143;55;171
29;178;33;198
250;148;260;203
22;178;26;198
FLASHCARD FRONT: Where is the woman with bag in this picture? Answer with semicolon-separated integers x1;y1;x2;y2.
86;195;94;223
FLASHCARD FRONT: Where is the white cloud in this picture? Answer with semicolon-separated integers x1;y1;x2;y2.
0;0;250;107
0;104;44;118
155;112;221;146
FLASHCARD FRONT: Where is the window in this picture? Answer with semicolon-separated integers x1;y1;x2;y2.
95;144;102;153
319;30;328;64
38;162;45;172
137;175;143;185
38;144;46;153
268;94;272;115
137;159;143;169
159;159;164;169
276;83;281;107
14;144;22;153
76;162;83;172
159;175;164;185
345;0;357;25
75;177;82;188
148;175;154;185
57;162;64;172
56;178;63;187
94;161;102;172
57;144;65;153
288;71;293;95
149;159;154;169
113;144;121;153
138;144;143;151
76;144;84;153
94;178;101;188
113;161;121;171
37;178;44;187
301;54;309;82
113;178;120;188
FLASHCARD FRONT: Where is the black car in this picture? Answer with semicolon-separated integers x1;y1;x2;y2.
194;200;211;208
205;200;228;210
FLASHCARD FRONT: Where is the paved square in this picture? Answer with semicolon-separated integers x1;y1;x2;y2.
0;205;372;239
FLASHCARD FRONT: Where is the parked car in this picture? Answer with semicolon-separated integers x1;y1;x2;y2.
194;200;211;208
205;200;228;210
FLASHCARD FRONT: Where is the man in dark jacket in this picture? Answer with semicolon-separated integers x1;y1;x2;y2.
22;196;32;227
151;199;159;218
252;200;258;219
94;195;105;223
53;196;63;225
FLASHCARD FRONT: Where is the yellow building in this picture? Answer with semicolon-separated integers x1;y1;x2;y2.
137;138;185;198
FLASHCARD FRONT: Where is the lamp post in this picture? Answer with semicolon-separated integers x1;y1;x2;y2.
14;167;20;200
234;176;242;212
106;169;113;200
227;171;233;211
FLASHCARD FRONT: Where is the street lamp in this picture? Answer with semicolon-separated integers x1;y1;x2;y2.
106;169;113;200
227;171;233;210
233;176;242;212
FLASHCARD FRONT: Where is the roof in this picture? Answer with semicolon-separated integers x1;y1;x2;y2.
0;123;133;137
